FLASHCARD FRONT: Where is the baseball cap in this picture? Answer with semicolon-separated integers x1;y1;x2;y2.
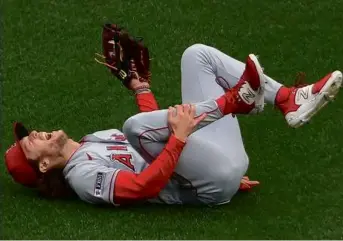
4;122;40;188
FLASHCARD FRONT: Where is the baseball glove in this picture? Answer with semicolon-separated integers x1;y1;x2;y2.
95;23;151;90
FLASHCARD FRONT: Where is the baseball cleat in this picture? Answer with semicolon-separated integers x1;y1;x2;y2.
276;70;343;128
225;54;266;114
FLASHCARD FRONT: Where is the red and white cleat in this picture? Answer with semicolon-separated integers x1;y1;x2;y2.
276;70;343;128
225;54;265;114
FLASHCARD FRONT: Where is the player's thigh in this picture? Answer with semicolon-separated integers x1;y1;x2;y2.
123;114;249;204
128;130;249;205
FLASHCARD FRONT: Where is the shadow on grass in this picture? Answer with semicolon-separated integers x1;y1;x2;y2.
7;184;263;239
32;189;259;216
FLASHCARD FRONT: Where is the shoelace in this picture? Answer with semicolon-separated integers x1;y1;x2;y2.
226;87;240;104
225;87;241;117
224;85;265;115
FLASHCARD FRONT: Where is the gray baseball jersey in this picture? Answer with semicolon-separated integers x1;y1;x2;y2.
63;129;148;206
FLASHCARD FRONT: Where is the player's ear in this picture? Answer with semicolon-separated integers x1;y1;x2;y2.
38;158;50;173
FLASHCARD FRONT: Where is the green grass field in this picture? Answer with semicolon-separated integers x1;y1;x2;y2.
1;0;343;239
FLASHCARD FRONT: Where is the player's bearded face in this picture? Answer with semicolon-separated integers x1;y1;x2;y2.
20;130;69;161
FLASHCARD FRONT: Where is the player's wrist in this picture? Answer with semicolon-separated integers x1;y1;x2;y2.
133;86;151;94
172;133;187;143
130;77;150;90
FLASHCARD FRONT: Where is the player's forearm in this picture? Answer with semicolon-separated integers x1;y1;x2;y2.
114;134;185;203
135;92;159;112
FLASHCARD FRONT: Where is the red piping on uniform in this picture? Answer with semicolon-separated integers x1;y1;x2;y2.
138;126;170;161
109;170;116;204
196;106;220;117
86;153;93;160
216;76;231;90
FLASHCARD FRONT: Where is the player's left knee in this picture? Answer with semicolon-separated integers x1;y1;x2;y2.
181;43;208;63
122;116;137;138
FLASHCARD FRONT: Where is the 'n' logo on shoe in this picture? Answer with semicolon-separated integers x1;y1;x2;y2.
298;89;309;100
295;85;312;105
239;82;256;105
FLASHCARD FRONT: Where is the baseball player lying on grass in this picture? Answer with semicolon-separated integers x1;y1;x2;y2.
5;24;342;206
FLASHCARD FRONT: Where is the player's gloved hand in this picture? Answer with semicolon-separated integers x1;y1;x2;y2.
95;23;151;92
168;104;207;143
128;60;151;92
239;176;260;191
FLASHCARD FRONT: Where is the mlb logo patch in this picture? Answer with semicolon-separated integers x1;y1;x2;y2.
94;172;105;197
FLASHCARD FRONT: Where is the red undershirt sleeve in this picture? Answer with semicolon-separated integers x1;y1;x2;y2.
113;134;185;204
135;92;159;112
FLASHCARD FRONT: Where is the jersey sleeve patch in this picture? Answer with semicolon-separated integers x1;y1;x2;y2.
94;172;106;197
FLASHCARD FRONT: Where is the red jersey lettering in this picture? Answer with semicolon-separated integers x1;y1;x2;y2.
110;134;127;141
111;153;134;170
106;145;128;151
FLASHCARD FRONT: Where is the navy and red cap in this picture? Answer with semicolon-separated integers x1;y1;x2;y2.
4;122;40;188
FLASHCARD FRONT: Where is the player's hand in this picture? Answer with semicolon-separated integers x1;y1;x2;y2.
129;60;151;91
167;104;207;142
239;176;260;191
